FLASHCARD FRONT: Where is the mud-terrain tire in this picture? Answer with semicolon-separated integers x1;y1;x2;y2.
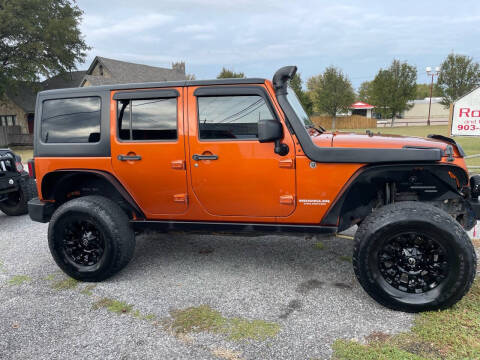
353;201;476;312
0;176;37;216
48;195;135;281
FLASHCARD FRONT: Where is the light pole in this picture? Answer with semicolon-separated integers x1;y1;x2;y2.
426;66;440;126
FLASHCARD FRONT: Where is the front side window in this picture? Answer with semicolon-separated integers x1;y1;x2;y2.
41;97;101;143
197;95;275;140
117;98;177;141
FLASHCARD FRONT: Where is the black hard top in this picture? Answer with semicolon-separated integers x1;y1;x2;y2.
38;78;267;96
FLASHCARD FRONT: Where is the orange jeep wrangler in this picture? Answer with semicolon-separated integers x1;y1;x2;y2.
28;66;479;312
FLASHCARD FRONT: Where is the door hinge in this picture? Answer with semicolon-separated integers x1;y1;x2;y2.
279;159;295;168
173;193;188;203
171;160;185;170
279;194;295;205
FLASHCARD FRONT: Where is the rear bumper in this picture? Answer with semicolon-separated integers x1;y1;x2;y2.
28;198;55;223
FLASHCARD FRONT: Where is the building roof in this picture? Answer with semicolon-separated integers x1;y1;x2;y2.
6;71;86;113
6;55;190;113
351;101;374;109
42;70;86;90
80;56;187;86
6;84;39;113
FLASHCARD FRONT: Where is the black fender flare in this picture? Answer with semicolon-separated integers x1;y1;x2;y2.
41;169;145;218
320;163;469;230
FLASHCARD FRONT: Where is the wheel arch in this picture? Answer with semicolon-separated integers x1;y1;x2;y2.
321;163;470;232
41;170;144;219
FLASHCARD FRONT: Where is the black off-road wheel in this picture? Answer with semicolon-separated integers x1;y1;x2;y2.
0;176;37;216
353;201;476;312
48;195;135;282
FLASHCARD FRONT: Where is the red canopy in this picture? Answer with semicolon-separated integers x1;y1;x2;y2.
350;101;374;109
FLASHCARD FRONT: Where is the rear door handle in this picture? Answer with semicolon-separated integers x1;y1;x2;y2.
192;154;218;161
118;155;142;161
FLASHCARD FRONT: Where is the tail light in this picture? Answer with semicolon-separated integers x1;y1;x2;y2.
27;159;36;178
16;161;24;172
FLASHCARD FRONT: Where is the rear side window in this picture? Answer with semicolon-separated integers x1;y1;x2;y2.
197;95;275;140
41;97;101;143
117;98;177;141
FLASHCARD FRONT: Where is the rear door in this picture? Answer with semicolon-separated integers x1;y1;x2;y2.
111;88;188;217
187;85;296;217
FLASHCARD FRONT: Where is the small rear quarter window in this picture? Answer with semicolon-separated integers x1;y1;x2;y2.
41;97;101;143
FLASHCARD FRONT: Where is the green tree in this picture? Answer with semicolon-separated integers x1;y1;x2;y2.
357;81;373;103
370;70;393;120
416;83;442;100
216;67;245;79
307;66;354;129
370;60;417;125
289;73;313;115
0;0;89;98
437;53;480;106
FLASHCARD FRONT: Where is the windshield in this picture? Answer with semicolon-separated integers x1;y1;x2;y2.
286;86;313;127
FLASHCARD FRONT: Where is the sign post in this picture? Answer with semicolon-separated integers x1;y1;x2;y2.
448;104;453;136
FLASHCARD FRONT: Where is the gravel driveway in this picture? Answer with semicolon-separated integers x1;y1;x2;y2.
0;213;413;359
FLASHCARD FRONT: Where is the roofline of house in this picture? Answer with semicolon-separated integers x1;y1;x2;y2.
86;56;103;75
7;95;35;113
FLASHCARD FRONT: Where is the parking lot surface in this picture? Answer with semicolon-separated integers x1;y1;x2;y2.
0;213;414;359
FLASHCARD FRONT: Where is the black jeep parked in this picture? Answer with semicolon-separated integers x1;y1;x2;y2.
0;149;37;216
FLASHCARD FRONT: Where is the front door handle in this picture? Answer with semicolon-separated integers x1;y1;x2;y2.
192;154;218;161
118;154;142;161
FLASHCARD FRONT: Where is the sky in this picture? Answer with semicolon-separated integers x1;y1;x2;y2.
77;0;480;89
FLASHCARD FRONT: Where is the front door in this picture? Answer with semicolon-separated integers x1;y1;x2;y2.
111;88;188;217
187;85;296;218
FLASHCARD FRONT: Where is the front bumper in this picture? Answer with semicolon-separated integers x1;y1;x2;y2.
28;198;55;223
469;175;480;220
468;199;480;220
0;173;20;194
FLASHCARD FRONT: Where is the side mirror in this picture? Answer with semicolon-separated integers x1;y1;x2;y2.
258;120;282;143
258;120;289;156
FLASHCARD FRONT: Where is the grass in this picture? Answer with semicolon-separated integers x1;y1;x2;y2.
313;241;325;250
227;317;280;341
333;340;425;360
339;255;352;263
92;297;157;322
51;277;78;290
92;298;133;314
165;304;280;341
342;125;480;167
8;275;31;286
10;146;33;162
332;279;480;359
80;284;96;296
